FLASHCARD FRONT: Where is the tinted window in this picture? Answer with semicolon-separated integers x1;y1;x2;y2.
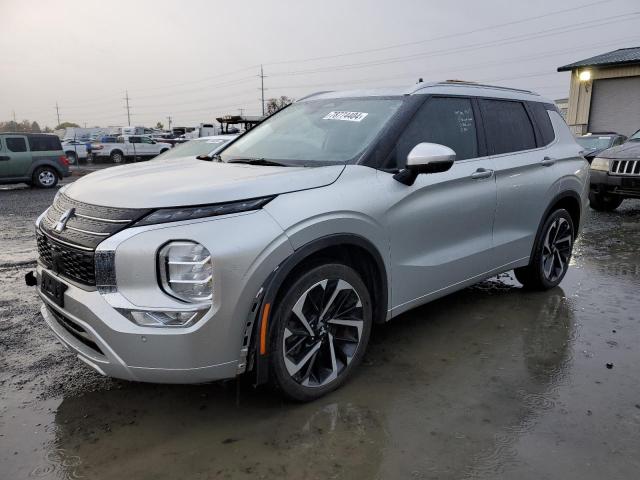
28;135;62;152
479;100;536;155
129;136;140;143
6;137;27;152
528;102;555;146
394;97;478;166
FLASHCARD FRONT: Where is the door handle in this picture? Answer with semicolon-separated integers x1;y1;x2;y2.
470;168;494;180
541;156;555;166
0;156;10;161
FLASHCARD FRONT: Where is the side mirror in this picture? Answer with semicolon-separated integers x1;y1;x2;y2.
393;142;455;186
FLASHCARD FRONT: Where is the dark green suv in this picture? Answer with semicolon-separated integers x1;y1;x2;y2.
0;133;70;188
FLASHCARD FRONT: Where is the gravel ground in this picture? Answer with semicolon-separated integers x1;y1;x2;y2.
1;180;639;480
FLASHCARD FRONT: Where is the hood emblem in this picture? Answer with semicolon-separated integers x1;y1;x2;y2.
54;208;75;233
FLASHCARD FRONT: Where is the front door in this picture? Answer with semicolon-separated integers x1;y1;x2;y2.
0;136;31;178
381;96;497;313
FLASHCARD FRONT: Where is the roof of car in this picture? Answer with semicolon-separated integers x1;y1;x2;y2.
0;132;59;137
557;47;640;72
298;81;546;103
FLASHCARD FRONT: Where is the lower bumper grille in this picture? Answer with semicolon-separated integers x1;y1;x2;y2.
37;231;96;286
48;307;104;355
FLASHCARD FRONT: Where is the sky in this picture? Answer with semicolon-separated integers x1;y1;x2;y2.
1;0;639;129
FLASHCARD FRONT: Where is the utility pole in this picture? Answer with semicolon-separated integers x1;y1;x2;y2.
259;65;266;117
12;110;16;123
55;102;61;126
166;115;172;131
238;108;244;116
124;90;131;126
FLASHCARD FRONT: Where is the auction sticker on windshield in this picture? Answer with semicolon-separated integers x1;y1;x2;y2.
323;111;368;122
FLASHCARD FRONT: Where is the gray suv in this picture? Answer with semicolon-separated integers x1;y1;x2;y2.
33;82;588;401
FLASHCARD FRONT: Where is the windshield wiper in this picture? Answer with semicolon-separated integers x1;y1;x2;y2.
227;158;288;167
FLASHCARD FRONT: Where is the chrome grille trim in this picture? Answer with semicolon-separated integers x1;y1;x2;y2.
74;212;132;224
610;159;640;176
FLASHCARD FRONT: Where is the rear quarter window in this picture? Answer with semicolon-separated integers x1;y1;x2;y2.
479;99;536;155
28;135;62;152
6;137;28;152
528;102;556;146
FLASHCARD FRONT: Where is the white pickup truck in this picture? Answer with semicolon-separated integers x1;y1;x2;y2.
93;135;172;163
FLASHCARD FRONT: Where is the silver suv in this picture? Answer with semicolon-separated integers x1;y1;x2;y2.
33;82;588;401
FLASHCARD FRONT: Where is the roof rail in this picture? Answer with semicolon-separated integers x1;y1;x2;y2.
413;80;539;96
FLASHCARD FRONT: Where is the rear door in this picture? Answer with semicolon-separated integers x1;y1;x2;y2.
382;96;497;312
479;99;558;267
0;135;31;178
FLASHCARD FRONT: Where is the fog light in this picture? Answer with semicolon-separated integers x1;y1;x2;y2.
122;309;204;328
158;241;213;303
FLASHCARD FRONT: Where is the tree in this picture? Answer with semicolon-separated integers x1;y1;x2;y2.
30;121;41;133
265;96;293;115
156;121;164;130
55;122;80;130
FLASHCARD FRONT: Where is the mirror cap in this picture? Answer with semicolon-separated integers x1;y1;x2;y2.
407;142;456;169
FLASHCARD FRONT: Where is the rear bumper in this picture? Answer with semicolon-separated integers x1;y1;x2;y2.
590;170;640;198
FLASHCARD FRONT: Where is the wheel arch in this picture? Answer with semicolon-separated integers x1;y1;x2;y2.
27;159;64;180
250;233;388;385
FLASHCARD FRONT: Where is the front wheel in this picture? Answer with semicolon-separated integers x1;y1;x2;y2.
589;191;623;211
110;151;124;164
65;151;77;165
514;209;574;290
269;263;372;401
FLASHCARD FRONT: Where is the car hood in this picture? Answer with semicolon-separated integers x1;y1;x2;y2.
64;158;345;208
598;141;640;159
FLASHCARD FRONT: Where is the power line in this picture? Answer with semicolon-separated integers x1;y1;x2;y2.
263;0;614;66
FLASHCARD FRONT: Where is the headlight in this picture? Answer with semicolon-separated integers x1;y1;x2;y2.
135;196;274;226
590;157;610;171
158;241;213;303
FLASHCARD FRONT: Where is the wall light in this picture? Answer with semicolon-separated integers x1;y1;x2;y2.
578;70;592;82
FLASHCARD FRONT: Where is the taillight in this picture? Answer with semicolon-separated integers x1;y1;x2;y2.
59;155;70;166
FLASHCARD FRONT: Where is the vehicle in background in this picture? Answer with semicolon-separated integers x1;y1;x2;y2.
0;133;70;188
216;114;263;134
60;127;111;142
62;139;90;164
33;82;587;401
153;134;239;161
182;123;219;140
589;128;640;211
576;132;626;163
92;135;171;163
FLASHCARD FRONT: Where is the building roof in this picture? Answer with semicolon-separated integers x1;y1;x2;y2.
557;47;640;72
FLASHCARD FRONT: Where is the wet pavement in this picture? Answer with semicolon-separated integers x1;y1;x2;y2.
1;182;639;480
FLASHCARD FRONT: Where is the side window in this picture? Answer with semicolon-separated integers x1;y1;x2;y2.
28;135;62;152
129;136;140;144
395;97;478;166
6;137;28;152
528;102;556;146
479;99;536;155
141;137;153;144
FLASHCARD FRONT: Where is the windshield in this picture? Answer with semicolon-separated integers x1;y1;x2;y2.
219;97;403;165
576;136;613;151
155;137;233;160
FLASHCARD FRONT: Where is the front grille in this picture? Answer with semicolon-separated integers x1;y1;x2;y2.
610;159;640;176
40;193;149;249
37;193;151;286
37;231;96;285
48;307;104;355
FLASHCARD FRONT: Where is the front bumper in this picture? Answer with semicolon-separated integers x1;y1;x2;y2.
36;209;294;383
590;170;640;198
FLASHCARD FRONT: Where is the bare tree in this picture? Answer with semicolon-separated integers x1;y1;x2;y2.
265;96;293;116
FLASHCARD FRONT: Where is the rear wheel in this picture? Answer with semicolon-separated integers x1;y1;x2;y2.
269;263;372;401
110;151;124;164
65;151;77;165
514;209;574;290
32;166;58;188
589;191;623;211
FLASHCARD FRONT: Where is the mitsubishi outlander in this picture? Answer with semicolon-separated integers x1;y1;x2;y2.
33;82;588;401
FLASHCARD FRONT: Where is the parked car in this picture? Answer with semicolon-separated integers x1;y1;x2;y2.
62;139;90;164
575;132;626;163
589;127;640;211
0;133;70;188
153;135;239;161
32;82;587;401
92;135;171;163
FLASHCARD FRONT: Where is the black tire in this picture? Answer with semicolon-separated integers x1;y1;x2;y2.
65;151;77;165
32;166;58;189
589;191;623;211
160;148;169;154
110;151;124;164
269;263;373;401
514;209;574;290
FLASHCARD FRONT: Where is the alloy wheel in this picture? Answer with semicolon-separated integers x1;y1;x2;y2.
39;170;56;187
282;279;364;388
541;217;573;282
